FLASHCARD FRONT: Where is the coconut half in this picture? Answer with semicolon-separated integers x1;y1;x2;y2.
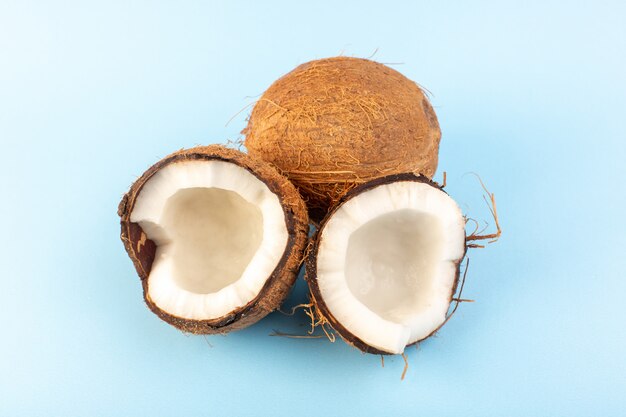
306;174;466;354
118;146;308;334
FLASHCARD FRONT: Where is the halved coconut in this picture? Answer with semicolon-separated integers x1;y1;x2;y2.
118;145;308;334
306;173;466;354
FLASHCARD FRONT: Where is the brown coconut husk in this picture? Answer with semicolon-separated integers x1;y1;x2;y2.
243;56;442;222
305;173;466;355
118;145;309;334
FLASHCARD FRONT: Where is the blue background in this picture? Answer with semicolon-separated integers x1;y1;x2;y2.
1;1;625;416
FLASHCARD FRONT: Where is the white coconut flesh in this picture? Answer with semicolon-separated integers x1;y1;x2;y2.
316;181;465;354
130;160;288;320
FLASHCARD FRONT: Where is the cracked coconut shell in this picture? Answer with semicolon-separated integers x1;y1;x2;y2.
118;145;309;334
305;173;467;355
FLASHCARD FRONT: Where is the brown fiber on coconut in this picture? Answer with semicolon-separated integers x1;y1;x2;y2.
243;56;441;222
118;145;308;334
305;173;468;355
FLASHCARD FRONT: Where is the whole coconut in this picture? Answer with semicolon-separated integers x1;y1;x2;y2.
243;56;441;222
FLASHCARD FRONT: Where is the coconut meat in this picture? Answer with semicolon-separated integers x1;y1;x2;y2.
130;160;288;320
316;181;465;354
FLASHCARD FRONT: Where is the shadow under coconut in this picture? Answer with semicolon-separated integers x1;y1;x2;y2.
204;269;317;344
187;205;479;380
195;266;471;381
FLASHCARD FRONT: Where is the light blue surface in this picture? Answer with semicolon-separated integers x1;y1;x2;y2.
1;1;625;416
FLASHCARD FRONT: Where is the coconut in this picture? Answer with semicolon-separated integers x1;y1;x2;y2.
243;56;441;222
305;173;466;354
118;145;308;334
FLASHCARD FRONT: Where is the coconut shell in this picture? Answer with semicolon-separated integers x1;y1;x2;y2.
244;56;441;222
118;145;309;334
305;173;466;354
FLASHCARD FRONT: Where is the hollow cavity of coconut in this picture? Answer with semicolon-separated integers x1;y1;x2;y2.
244;56;441;222
306;173;466;354
118;145;308;334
